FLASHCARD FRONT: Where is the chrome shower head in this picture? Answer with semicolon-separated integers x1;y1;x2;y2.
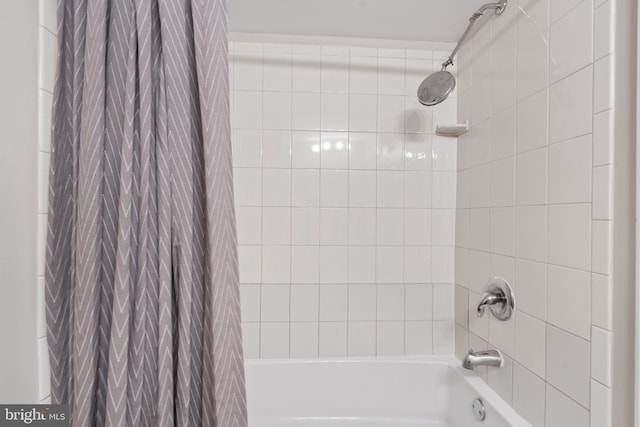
418;0;508;106
417;70;456;106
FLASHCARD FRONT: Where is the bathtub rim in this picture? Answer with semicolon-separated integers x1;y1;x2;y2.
245;355;532;427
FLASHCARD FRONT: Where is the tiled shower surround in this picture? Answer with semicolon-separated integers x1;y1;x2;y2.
454;0;617;425
231;41;458;359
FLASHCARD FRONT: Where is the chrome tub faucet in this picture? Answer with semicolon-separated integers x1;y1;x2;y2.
462;349;504;370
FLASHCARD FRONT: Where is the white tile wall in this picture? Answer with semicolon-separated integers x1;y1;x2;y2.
37;0;56;404
513;362;546;427
545;384;589;426
455;0;616;425
232;40;457;359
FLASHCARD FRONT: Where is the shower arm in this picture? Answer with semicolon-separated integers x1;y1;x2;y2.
440;0;508;71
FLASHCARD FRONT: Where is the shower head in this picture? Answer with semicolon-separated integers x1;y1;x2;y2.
417;0;508;106
417;70;456;106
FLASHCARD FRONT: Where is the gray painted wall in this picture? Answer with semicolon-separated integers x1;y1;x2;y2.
0;0;40;403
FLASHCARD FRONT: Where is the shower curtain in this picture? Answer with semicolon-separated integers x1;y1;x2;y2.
45;0;247;426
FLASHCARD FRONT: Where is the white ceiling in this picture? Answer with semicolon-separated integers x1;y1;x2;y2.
228;0;494;43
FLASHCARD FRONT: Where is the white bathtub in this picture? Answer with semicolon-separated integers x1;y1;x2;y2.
245;356;531;427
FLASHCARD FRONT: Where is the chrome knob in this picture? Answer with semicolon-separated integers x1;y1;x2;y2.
476;277;515;321
477;292;507;317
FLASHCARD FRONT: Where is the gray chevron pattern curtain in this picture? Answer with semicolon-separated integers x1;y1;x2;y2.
45;0;247;426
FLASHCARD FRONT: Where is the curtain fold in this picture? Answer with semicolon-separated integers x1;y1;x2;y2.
45;1;248;426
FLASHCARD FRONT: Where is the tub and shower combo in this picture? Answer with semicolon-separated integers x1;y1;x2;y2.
243;3;528;424
245;275;525;426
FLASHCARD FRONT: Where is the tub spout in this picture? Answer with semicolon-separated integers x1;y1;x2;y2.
462;349;504;370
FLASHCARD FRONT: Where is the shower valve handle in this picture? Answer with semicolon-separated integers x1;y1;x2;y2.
475;277;515;321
